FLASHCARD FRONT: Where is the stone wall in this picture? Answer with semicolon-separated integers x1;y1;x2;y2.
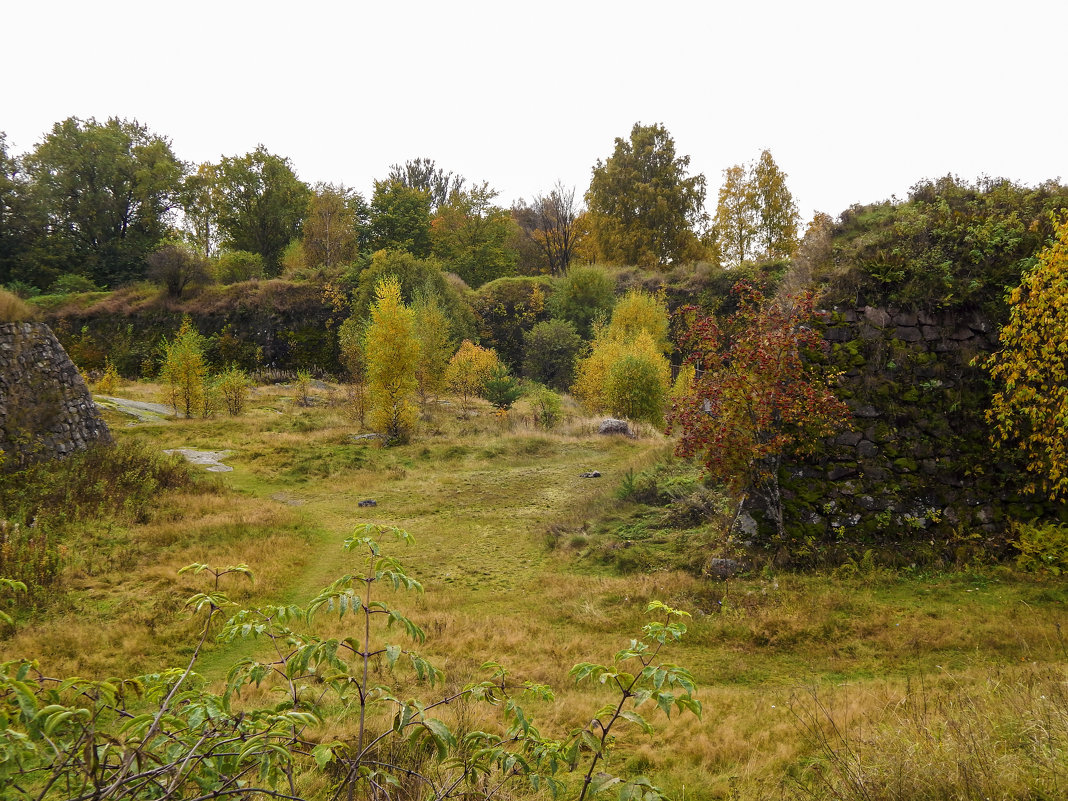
769;304;1058;561
0;323;110;467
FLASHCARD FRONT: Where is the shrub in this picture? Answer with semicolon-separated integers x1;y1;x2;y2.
215;250;265;284
159;316;208;417
94;359;120;395
48;273;101;294
215;365;251;415
1013;520;1068;574
604;351;669;426
527;385;562;429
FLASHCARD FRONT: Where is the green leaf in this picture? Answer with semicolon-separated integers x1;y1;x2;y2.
619;709;653;734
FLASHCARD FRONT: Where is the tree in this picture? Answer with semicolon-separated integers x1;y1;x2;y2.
585;122;707;267
572;290;673;425
445;340;500;416
512;182;583;275
431;182;518;287
146;243;210;298
713;164;757;265
412;290;453;412
751;149;800;259
302;183;364;269
387;157;464;211
473;276;552;369
214;145;311;275
714;150;799;265
364;277;420;444
548;265;615;338
669;283;848;538
0;133;35;287
368;179;433;257
23;116;183;287
178;162;223;257
482;363;523;410
981;217;1068;499
160;316;208;417
522;319;584;391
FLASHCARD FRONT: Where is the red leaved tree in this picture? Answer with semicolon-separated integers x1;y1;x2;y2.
669;282;849;539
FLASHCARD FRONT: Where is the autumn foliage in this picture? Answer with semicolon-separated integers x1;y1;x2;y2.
670;283;848;507
981;216;1068;499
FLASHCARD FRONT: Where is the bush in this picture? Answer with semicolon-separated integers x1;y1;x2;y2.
527;385;562;429
215;365;251;415
472;276;553;369
215;250;265;284
523;319;584;391
48;273;101;294
1013;520;1068;574
445;340;500;416
604;352;669;426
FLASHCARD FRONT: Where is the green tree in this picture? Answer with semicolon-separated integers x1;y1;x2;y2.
23;116;183;287
214;250;264;284
160;316;208;417
214;145;311;275
351;249;478;342
522;318;584;391
482;363;523;410
548;265;615;338
178;162;223;257
387;157;464;211
751;149;800;259
473;276;552;369
364;277;420;443
585;122;707;267
982;217;1068;499
573;329;670;426
368;179;433;257
431;182;518;287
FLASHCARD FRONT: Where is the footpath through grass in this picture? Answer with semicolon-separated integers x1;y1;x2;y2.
5;382;1068;799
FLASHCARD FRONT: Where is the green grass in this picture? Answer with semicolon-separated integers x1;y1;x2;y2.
4;381;1068;799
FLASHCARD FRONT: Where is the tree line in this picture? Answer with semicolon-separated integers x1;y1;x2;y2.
0;118;801;295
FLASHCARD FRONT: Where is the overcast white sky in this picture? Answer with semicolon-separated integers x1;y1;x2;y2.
4;0;1065;223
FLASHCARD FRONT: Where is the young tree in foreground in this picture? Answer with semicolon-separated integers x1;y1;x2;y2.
364;277;419;443
160;316;208;417
669;283;848;537
981;216;1068;499
0;527;700;801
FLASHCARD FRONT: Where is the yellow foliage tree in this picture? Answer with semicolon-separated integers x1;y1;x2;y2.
573;328;671;425
982;216;1068;499
364;277;420;443
412;292;453;412
160;316;207;417
604;289;671;354
445;340;500;416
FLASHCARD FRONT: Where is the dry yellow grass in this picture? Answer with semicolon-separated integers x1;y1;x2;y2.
5;380;1068;799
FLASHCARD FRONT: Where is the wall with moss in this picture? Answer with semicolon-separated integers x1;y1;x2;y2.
0;323;111;467
44;281;344;377
770;305;1061;563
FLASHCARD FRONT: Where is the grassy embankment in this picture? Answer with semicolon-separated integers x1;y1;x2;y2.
3;380;1068;800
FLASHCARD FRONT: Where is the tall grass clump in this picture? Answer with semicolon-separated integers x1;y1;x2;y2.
0;288;36;323
792;667;1068;800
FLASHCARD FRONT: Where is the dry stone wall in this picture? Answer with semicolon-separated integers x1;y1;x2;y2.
769;304;1058;562
0;323;110;467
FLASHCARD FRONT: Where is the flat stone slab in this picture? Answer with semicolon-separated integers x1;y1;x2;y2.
95;396;176;421
164;448;234;472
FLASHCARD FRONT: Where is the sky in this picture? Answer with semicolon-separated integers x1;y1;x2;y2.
4;0;1065;224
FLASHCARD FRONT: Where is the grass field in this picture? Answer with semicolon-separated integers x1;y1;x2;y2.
3;380;1068;800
